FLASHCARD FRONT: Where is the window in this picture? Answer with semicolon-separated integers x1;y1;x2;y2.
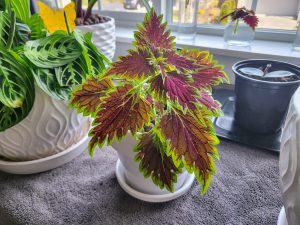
168;0;298;41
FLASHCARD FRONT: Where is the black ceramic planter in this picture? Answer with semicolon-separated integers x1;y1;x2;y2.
232;59;300;134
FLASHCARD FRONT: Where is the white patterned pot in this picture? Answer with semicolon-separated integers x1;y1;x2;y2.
76;16;116;61
279;87;300;225
0;88;90;162
111;135;188;195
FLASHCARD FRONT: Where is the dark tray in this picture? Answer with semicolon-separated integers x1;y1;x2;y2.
212;87;281;152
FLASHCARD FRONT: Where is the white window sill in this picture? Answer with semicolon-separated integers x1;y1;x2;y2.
116;27;300;65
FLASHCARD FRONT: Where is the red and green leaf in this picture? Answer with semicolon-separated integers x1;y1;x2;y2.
150;72;197;109
70;77;113;116
89;84;151;155
197;89;221;112
243;14;259;30
134;130;182;192
181;49;228;87
134;9;175;49
105;48;153;80
164;50;198;71
159;108;219;195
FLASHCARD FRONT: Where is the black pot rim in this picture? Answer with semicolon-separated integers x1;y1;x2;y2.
232;59;300;85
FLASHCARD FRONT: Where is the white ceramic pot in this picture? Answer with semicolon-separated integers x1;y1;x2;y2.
279;87;300;225
76;16;116;61
111;135;188;195
0;88;90;162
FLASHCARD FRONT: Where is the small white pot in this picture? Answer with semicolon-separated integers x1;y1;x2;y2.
76;16;116;61
0;88;90;162
111;135;188;195
279;87;300;225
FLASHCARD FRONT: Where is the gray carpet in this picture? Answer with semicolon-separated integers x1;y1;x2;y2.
0;140;282;225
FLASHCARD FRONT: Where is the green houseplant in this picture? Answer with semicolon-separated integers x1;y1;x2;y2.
71;3;228;198
0;0;108;171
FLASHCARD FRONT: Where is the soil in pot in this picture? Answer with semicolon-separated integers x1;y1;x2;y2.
232;60;300;134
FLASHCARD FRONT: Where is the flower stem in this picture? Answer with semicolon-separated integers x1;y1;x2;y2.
64;11;71;35
233;19;239;35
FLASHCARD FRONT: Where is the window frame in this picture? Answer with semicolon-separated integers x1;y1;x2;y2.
50;0;297;42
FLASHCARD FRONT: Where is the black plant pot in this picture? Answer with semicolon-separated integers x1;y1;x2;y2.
232;59;300;134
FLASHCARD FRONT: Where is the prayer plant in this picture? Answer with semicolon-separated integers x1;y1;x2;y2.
71;6;229;194
0;1;108;131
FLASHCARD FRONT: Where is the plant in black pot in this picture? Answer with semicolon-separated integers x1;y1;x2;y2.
232;59;300;134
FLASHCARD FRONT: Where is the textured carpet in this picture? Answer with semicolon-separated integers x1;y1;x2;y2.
0;140;282;225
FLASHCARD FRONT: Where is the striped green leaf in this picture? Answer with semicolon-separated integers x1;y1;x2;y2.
33;67;72;101
83;32;109;75
9;0;31;23
0;11;30;48
24;33;83;68
27;14;47;40
55;54;89;86
0;48;35;131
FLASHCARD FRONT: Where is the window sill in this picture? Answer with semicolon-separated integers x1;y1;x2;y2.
116;27;300;65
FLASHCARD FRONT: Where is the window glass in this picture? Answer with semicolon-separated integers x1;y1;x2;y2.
101;0;152;13
171;0;298;30
255;0;297;30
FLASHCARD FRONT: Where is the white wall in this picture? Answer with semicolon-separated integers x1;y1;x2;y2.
246;0;300;17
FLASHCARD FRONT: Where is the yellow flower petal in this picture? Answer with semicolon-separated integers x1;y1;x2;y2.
38;1;76;34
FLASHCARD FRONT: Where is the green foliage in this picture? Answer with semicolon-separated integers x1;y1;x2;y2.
72;9;228;194
9;0;31;23
0;3;108;131
27;14;47;40
0;48;35;131
24;33;83;68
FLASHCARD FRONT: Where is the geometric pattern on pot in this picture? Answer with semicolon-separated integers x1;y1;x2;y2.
0;88;90;162
76;17;116;61
279;87;300;225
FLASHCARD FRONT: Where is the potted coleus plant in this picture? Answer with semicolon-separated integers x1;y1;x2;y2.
71;0;116;60
219;0;259;46
0;1;108;174
71;5;228;201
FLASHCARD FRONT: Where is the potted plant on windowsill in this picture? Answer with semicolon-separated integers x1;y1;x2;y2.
69;0;116;60
0;1;108;174
71;2;228;201
219;0;259;47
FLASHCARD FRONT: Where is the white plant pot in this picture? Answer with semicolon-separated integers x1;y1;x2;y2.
0;88;90;162
76;16;116;61
111;135;195;202
278;87;300;225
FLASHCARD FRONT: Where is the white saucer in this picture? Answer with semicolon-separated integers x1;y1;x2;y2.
277;207;288;225
0;134;89;174
115;159;195;203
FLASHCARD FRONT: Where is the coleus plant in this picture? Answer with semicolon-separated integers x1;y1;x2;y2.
219;0;259;33
71;6;228;194
0;0;108;131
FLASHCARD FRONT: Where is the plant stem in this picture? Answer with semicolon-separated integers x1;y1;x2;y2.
233;19;239;35
7;11;16;50
64;11;71;35
84;0;98;21
141;0;151;13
